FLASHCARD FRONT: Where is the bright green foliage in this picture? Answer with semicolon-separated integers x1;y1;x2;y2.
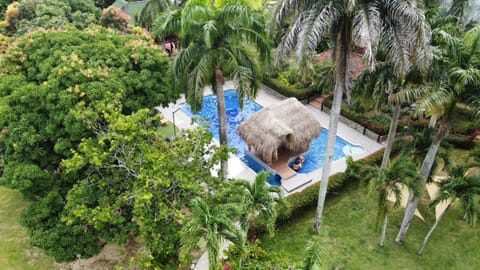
153;0;271;177
229;172;286;237
364;156;421;229
180;197;245;270
3;0;100;36
301;237;326;270
62;109;229;266
20;191;105;262
0;27;177;262
154;0;271;111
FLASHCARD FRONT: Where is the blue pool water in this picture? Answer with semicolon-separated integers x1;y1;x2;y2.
181;90;364;184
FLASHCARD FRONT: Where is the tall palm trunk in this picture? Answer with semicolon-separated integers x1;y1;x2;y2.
380;214;388;247
215;68;228;180
381;103;401;168
417;204;451;254
395;131;445;243
377;103;401;246
314;17;351;233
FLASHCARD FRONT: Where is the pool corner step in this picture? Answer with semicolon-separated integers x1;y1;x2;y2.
282;175;313;193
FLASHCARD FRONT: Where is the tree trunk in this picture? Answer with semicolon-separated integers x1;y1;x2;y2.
314;17;351;233
395;135;443;244
381;103;401;168
380;214;388;247
429;117;437;128
418;205;450;254
215;69;228;180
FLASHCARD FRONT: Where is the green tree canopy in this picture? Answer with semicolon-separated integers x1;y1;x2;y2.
2;0;100;36
0;27;178;262
61;109;229;266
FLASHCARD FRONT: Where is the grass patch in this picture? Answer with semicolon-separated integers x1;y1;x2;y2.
157;121;178;138
0;186;56;269
262;182;480;269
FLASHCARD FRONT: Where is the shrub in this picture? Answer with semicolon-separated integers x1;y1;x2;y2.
444;134;476;149
3;0;99;36
99;6;129;32
262;76;319;100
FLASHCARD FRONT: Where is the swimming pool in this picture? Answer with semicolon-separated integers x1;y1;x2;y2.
181;90;364;181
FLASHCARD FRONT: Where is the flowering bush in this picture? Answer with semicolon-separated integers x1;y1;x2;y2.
99;6;129;32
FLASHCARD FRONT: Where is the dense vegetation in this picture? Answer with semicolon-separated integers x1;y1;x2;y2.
1;0;100;36
0;27;180;264
0;0;479;269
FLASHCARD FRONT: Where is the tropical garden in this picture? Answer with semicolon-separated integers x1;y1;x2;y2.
0;0;479;269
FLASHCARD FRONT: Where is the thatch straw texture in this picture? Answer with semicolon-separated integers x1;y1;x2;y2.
238;98;321;163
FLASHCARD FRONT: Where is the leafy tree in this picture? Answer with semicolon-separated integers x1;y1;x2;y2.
273;0;431;233
396;23;480;244
417;165;480;254
353;39;430;171
62;108;229;266
99;6;129;31
153;0;271;179
0;27;177;262
180;197;245;270
20;191;105;262
364;156;421;247
2;0;100;36
229;171;286;237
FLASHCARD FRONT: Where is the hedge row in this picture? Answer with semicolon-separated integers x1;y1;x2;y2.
444;134;476;149
262;76;320;100
322;98;391;135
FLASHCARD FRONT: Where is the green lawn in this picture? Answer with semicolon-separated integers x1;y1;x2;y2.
262;182;480;269
157;120;178;138
0;187;56;270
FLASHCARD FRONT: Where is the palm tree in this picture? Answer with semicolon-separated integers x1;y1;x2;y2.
364;156;421;246
354;59;428;169
154;0;271;179
273;0;431;233
180;197;245;270
417;165;480;254
230;172;286;237
301;236;327;270
396;24;480;244
136;0;177;30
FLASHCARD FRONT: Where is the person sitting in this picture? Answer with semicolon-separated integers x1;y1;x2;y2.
292;162;302;171
292;155;305;171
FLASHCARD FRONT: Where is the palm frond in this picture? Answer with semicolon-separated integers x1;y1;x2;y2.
152;8;182;40
301;237;327;270
448;0;469;20
296;3;336;64
353;2;381;68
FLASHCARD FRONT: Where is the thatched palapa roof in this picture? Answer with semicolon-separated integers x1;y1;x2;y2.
238;98;321;164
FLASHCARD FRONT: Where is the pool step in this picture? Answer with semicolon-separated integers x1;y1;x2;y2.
282;174;313;193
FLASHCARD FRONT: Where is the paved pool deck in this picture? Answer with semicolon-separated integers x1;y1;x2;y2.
157;81;384;196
